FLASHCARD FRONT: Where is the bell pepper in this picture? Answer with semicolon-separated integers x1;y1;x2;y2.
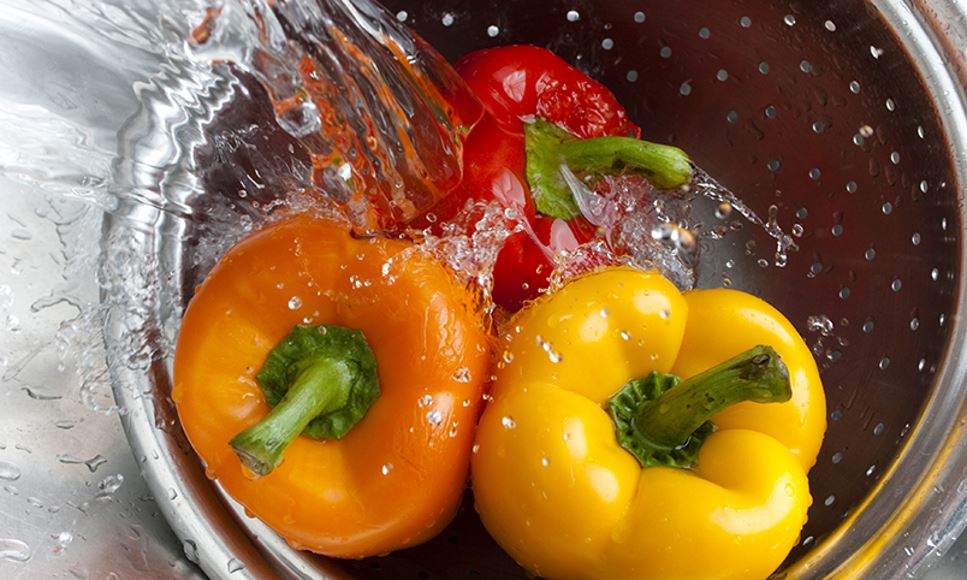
420;46;692;311
472;266;826;579
172;215;491;557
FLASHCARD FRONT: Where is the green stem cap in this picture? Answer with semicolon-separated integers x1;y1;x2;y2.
607;345;791;468
229;325;379;477
525;118;693;220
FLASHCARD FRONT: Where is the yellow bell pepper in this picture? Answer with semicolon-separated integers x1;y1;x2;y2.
472;266;826;579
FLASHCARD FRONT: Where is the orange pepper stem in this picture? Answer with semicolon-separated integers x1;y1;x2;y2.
229;324;380;477
231;358;354;476
607;345;791;468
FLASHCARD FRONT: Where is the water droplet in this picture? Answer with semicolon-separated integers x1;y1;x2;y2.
441;13;454;27
807;315;834;336
0;461;21;481
540;456;550;467
824;494;836;507
501;416;516;429
472;443;480;454
783;14;797;26
0;538;30;562
568;10;581;22
395;10;408;22
381;463;394;476
418;394;433;407
715;202;733;219
601;38;614;50
859;125;875;138
426;410;443;427
619;330;631;341
287;296;302;310
167;488;178;500
633;11;645;23
831;452;843;464
227;557;245;574
52;531;73;553
451;367;471;383
182;540;198;564
548;350;563;364
97;474;124;497
486;25;499;37
850;80;861;94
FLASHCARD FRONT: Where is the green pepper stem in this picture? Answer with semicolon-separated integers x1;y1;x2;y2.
230;358;354;477
557;136;692;191
608;345;791;468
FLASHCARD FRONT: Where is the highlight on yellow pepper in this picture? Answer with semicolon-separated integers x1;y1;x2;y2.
173;215;491;558
471;266;826;579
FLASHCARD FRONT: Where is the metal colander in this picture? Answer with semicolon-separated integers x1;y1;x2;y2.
103;0;967;578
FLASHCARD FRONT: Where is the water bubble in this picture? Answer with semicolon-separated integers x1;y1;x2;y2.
451;367;471;383
540;456;551;467
395;10;408;21
381;463;394;476
501;416;516;429
783;14;797;26
486;25;499;37
568;10;581;22
287;296;302;310
441;13;455;27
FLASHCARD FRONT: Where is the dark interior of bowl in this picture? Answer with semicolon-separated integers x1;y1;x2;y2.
181;0;962;577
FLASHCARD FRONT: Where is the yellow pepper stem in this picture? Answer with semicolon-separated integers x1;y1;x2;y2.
229;324;380;477
607;345;791;468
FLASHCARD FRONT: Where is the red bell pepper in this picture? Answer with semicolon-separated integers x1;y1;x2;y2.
421;45;692;311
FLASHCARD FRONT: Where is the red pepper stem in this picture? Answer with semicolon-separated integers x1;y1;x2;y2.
525;118;692;220
556;136;693;191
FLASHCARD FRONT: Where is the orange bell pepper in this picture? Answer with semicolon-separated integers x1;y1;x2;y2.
172;215;490;557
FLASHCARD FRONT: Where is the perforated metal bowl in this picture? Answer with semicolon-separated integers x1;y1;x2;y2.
103;0;967;578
